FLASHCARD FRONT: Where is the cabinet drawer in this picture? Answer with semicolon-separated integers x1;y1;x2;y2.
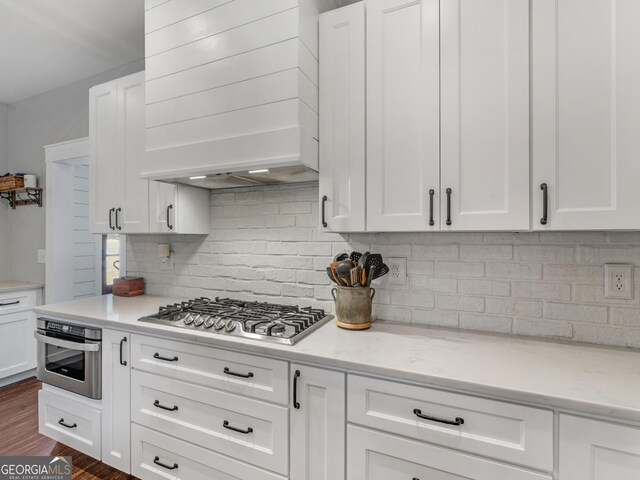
347;425;551;480
131;370;289;475
131;334;288;404
38;389;101;459
0;290;36;314
132;424;285;480
348;374;553;471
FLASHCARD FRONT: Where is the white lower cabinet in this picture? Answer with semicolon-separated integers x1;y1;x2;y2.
131;424;285;480
347;425;551;480
0;289;38;380
39;387;102;459
101;329;131;473
559;414;640;479
290;364;346;480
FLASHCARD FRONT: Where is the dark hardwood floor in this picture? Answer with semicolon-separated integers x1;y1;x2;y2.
0;377;133;479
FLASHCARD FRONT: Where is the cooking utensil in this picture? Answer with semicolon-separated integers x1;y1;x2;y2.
327;267;339;284
335;260;356;287
358;252;370;285
366;266;376;287
329;262;344;286
350;267;360;287
350;251;363;262
334;253;349;262
373;263;390;279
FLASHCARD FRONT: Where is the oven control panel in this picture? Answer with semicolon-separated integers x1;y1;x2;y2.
46;321;86;337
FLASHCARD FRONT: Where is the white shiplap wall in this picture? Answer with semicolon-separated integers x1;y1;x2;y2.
72;163;99;298
127;183;640;349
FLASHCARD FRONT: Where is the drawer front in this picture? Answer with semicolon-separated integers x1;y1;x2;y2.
347;425;551;480
132;424;285;480
0;290;36;314
131;334;288;405
348;374;553;471
38;389;101;459
131;370;289;475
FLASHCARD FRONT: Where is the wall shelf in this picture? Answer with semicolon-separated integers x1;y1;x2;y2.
0;188;43;209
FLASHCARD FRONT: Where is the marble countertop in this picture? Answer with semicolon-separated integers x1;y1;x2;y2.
0;281;44;294
34;294;640;423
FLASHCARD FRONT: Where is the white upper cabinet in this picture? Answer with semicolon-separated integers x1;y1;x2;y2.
440;0;530;231
90;71;148;234
366;0;440;232
142;0;332;183
149;182;210;234
559;415;640;479
319;2;366;232
532;0;640;230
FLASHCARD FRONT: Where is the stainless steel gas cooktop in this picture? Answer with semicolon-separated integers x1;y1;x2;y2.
138;297;333;345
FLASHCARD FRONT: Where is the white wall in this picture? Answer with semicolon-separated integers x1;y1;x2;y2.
0;102;8;279
127;182;640;349
6;59;144;283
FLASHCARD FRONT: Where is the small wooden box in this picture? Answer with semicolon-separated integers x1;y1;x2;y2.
0;176;25;192
113;277;145;297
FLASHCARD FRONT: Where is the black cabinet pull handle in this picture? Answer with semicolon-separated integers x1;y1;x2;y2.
428;189;435;226
321;195;328;228
0;301;20;307
540;183;548;225
58;418;77;429
153;353;178;362
293;369;301;409
446;188;452;226
109;208;115;230
154;400;178;412
223;367;253;378
153;456;178;470
115;207;122;230
413;408;464;426
167;204;174;230
119;337;127;366
223;420;253;434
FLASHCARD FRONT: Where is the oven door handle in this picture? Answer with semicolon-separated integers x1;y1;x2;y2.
33;331;101;352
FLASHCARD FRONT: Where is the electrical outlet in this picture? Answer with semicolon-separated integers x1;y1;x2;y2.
388;257;407;285
604;264;633;299
37;249;46;264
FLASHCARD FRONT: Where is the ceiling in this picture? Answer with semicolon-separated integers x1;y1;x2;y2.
0;0;144;104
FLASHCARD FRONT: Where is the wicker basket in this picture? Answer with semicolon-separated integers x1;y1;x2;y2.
0;176;24;192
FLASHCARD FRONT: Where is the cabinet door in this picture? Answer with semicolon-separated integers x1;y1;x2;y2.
118;72;149;233
0;311;37;379
532;0;640;230
90;80;122;234
290;365;345;480
366;0;440;231
101;329;131;473
319;2;366;232
440;0;530;231
347;426;551;480
559;415;640;479
149;180;176;233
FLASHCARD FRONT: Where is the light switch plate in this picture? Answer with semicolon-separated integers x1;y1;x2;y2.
604;264;633;299
37;249;46;264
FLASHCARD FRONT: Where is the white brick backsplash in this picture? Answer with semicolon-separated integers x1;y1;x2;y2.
516;245;576;263
486;298;542;317
486;262;542;280
435;261;484;277
512;282;571;301
460;245;513;261
460;314;512;334
544;303;608;324
512;318;573;339
412;309;459;328
458;279;511;297
391;292;435;309
437;295;485;312
127;182;640;349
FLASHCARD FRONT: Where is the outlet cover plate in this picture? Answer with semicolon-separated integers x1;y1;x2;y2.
388;257;407;285
37;249;46;264
604;264;633;299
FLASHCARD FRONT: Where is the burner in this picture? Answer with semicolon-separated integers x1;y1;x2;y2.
138;297;333;345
